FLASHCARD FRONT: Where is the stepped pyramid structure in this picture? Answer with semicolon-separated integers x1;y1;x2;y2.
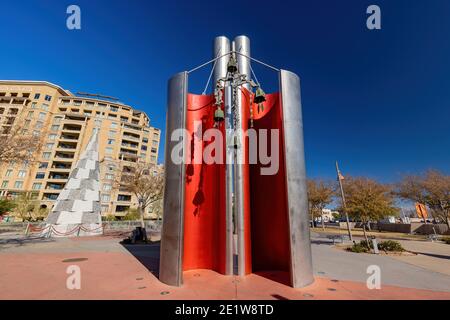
44;129;103;237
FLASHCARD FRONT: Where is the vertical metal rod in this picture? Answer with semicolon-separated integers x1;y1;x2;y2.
336;161;353;241
234;35;251;276
213;36;233;275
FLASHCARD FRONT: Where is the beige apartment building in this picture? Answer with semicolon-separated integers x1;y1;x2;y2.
0;80;161;218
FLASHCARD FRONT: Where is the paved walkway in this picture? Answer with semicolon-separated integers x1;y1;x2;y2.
0;234;449;300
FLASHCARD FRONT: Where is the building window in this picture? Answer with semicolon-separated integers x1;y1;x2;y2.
103;184;112;191
27;111;34;118
44;95;52;101
42;152;51;159
24;120;31;128
105;174;114;181
1;180;9;188
101;205;109;213
14;181;23;189
35;121;44;129
17;170;26;178
32;183;42;190
51;125;59;131
42;104;49;111
108;130;116;138
34;93;40;99
142;137;148;143
48;134;57;140
5;170;12;177
151;156;156;162
141;145;147;151
39;112;46;120
35;172;45;179
152;140;158;147
39;162;48;169
107;139;115;145
53;116;62;124
101;194;111;202
45;143;54;150
105;147;113;154
110;106;119;112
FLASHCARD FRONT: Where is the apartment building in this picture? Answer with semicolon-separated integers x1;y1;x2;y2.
0;80;161;218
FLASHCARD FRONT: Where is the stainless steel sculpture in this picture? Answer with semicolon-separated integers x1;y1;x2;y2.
159;36;313;288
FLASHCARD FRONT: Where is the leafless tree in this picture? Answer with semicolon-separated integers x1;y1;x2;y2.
396;170;450;227
307;179;335;230
0;124;44;164
118;163;164;228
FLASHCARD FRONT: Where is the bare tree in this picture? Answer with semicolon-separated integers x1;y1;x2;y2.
342;176;398;243
118;163;164;228
307;179;335;230
396;170;450;227
0;124;44;164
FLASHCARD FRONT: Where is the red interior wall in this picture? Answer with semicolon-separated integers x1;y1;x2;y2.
247;92;291;273
240;89;253;275
183;93;226;274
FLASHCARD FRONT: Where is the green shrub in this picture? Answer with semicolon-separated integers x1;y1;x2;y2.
378;240;404;252
347;243;370;253
442;237;450;245
359;240;373;249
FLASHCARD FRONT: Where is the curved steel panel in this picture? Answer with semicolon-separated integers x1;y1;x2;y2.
279;69;314;288
159;72;188;287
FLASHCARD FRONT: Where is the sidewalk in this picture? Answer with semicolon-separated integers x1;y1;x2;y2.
0;235;449;300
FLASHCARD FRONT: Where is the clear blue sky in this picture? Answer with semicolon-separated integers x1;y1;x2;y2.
1;0;450;182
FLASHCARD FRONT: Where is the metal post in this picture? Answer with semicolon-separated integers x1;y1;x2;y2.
213;36;234;275
234;35;251;276
336;161;353;241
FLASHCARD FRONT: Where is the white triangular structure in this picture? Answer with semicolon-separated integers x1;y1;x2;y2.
44;129;103;237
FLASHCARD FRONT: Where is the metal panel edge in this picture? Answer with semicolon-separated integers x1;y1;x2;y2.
159;71;188;286
279;69;314;288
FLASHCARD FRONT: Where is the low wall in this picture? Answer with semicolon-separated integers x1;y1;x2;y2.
374;222;449;235
0;220;162;235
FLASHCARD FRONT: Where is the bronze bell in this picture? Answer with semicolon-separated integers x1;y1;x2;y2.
214;107;225;122
254;87;266;104
227;55;238;74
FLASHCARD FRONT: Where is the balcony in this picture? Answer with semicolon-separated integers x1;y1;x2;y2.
46;182;65;190
51;161;72;170
54;151;75;160
62;124;82;132
122;132;140;141
57;142;77;150
60;133;79;141
48;172;69;180
121;141;138;149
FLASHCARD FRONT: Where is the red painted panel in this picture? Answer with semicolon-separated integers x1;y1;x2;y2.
239;89;252;275
246;91;291;273
183;93;226;274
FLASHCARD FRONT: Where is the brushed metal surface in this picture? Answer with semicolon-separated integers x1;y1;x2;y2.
213;36;234;275
159;72;188;287
234;35;251;276
279;69;314;288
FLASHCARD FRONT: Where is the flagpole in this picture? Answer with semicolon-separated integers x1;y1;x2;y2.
336;161;353;241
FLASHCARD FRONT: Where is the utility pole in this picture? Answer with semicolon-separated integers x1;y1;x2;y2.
336;161;353;241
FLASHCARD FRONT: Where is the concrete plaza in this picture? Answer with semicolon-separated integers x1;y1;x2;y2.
0;231;449;300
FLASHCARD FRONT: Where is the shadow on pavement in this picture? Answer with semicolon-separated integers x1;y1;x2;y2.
0;235;55;250
413;251;450;260
121;241;161;278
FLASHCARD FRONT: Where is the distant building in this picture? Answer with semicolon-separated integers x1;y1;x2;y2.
0;80;161;218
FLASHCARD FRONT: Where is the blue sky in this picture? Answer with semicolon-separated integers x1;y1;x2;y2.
1;0;450;182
